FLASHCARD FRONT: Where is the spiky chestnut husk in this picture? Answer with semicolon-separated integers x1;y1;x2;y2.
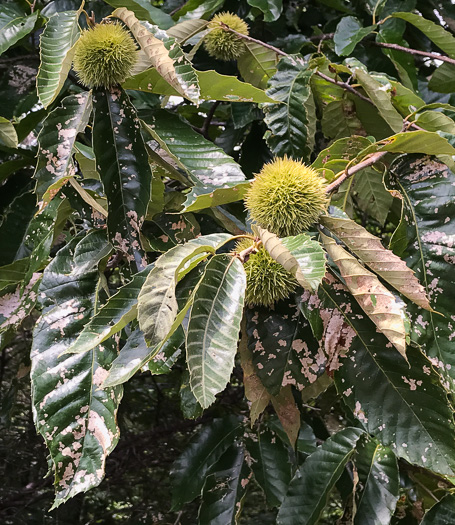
73;22;137;88
203;12;249;61
236;239;298;308
245;156;328;237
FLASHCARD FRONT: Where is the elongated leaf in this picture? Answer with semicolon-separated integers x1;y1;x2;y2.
142;111;245;186
321;98;365;140
392;12;455;58
334;16;376;56
37;7;82;108
173;0;224;21
387;155;455;389
105;0;174;29
187;255;246;408
237;41;278;89
277;427;364;525
263;56;313;160
311;136;372;170
34;92;92;209
314;275;455;474
166;18;208;43
31;231;121;509
255;226;326;292
171;416;242;509
113;8;199;102
247;429;292;507
0;116;18;148
429;63;455;93
0;258;30;291
64;265;153;356
354;68;403;133
372;130;455;156
124;68;277;102
181;181;250;213
248;0;282;21
414;110;455;134
354;438;399;525
199;442;250;525
246;302;322;396
0;11;38;56
320;215;431;310
138;234;230;346
270;385;301;447
92;87;152;270
321;232;407;358
421;494;455;524
352;167;393;226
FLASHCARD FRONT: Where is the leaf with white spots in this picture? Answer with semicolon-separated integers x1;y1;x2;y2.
187;254;246;408
354;437;399;525
320;214;431;311
246;302;323;397
31;230;122;509
112;7;199;103
0;273;41;331
142;111;246;187
277;427;364;525
34;91;92;210
255;226;326;292
314;273;455;475
37;6;83;108
63;264;153;356
92;87;152;270
387;155;455;390
270;385;301;448
321;232;408;359
199;442;250;525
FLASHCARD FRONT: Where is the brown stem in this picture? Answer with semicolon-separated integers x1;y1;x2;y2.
325;151;388;194
315;70;373;105
200;101;221;139
371;41;455;67
219;23;288;57
236;240;261;262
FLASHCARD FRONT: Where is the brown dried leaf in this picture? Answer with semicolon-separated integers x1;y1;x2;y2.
320;215;431;311
239;322;270;425
321;232;407;360
270;386;300;448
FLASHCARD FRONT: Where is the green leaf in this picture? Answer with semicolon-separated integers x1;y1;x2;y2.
387;155;455;389
173;0;224;21
105;0;174;29
64;265;153;356
0;258;30;292
142;111;245;186
34;92;92;209
316;276;455;475
334;16;376;56
311;136;372;170
392;12;455;58
0;273;41;331
199;442;249;525
138;234;230;347
320;215;431;310
180;368;204;419
187;255;246;408
171;416;242;509
277;427;364;525
113;8;199;102
181;181;251;213
30;231;121;509
0;11;38;56
378;130;455;155
321;232;407;358
352;167;393;226
354;438;399;525
0;116;18;148
263;56;313;160
93;87;152;270
354;68;403;133
166;18;208;43
247;429;292;507
321;98;365;140
255;226;326;292
237;41;278;89
246;302;322;396
420;494;455;524
37;6;82;108
414;110;455;134
125;68;277;102
247;0;283;22
428;63;455;94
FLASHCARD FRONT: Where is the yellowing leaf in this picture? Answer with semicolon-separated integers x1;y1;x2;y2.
321;232;407;359
320;215;431;311
270;386;300;448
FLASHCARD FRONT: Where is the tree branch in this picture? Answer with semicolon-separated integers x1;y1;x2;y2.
371;41;455;67
325;151;388;194
315;70;373;105
219;23;288;56
200;100;221;139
